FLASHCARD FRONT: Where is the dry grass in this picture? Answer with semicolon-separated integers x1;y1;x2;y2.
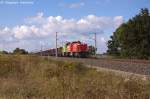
0;55;149;99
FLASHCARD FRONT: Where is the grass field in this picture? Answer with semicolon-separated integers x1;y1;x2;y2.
0;55;149;99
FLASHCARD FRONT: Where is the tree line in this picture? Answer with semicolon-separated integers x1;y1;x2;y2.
107;8;150;59
0;48;28;55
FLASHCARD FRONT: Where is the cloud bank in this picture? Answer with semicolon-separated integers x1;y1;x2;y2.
0;13;124;53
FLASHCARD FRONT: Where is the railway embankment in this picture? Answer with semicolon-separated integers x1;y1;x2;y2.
51;57;150;77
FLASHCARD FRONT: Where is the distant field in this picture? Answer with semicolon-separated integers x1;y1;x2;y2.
0;55;150;99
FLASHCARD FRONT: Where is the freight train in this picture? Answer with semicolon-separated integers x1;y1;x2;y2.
36;41;95;58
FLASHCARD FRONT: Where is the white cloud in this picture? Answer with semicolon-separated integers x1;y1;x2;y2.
100;37;106;43
69;2;85;8
0;13;124;53
0;27;16;43
12;25;39;39
59;2;85;8
113;16;124;28
25;12;46;24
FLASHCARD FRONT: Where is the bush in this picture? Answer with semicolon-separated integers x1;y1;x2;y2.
13;48;28;55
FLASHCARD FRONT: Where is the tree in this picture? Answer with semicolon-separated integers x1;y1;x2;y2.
13;48;28;54
107;8;150;59
107;35;120;56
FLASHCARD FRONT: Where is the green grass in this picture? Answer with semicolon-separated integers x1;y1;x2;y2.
0;55;149;99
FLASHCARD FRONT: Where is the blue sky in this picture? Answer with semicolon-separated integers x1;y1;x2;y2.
0;0;150;53
0;0;150;25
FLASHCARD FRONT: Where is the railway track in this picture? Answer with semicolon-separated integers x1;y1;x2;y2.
50;57;150;76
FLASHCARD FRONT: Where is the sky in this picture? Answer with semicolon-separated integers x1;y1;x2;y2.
0;0;150;53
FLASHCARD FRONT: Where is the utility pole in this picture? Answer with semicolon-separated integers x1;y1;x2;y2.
94;33;97;56
40;44;43;56
56;32;58;58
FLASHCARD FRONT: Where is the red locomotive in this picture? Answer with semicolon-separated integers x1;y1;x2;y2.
63;41;89;57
